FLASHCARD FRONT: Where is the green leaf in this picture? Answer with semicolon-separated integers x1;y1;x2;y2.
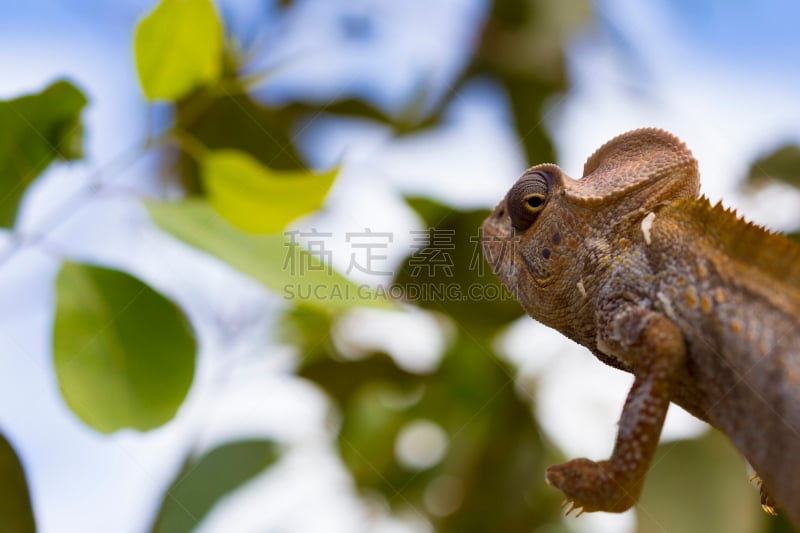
0;79;87;228
202;149;338;233
638;431;763;533
150;439;279;533
134;0;223;101
278;307;338;367
147;200;394;310
53;262;196;433
172;90;307;194
746;144;800;189
0;432;36;533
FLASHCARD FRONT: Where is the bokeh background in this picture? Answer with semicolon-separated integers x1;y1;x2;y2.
2;1;800;532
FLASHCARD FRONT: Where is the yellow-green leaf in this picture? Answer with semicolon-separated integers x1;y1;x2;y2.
0;432;36;533
134;0;223;101
147;200;394;310
202;149;338;233
53;262;196;433
0;79;87;228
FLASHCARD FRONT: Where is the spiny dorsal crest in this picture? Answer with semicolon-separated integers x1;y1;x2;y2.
676;196;800;288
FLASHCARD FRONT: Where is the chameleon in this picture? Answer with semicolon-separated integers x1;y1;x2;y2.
481;128;800;524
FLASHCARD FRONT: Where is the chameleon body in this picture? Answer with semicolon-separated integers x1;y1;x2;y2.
481;128;800;523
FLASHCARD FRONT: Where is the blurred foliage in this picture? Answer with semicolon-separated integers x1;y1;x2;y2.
3;0;790;530
173;82;305;192
297;313;567;532
53;262;196;433
638;431;762;533
149;439;279;533
0;80;86;228
396;197;523;332
170;0;593;192
470;0;593;164
744;144;800;244
746;144;800;190
0;431;36;533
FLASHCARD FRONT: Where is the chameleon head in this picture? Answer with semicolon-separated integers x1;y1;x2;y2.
481;128;700;327
481;164;579;327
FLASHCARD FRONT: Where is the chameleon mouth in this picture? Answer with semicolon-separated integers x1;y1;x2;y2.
482;200;513;239
481;203;518;282
481;200;554;293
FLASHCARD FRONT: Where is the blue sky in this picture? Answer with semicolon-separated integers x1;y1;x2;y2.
665;0;800;66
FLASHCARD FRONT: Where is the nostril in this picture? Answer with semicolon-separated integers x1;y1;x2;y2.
497;206;506;217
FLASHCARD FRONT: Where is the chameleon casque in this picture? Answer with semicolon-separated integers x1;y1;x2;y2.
481;128;800;524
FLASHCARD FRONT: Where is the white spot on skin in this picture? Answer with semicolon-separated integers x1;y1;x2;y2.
656;291;676;319
576;279;587;299
641;212;656;245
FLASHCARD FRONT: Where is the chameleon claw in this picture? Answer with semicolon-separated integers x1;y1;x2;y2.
761;503;778;516
560;498;570;509
563;501;584;517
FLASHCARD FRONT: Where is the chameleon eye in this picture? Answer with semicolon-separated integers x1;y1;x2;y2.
507;171;550;231
525;193;545;211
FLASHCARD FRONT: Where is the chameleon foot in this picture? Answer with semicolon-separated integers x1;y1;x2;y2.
546;458;637;513
750;474;778;516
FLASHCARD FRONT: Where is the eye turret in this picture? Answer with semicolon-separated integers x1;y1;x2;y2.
507;171;551;231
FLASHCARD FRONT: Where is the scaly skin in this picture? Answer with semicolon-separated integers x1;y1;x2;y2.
481;128;800;524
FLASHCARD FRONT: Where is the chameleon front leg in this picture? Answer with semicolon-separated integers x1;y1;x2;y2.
546;311;686;514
